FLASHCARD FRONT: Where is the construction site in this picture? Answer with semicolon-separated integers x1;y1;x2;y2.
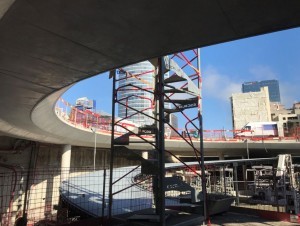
1;1;300;226
1;49;300;226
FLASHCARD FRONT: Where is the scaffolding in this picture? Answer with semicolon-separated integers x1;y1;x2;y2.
108;50;206;225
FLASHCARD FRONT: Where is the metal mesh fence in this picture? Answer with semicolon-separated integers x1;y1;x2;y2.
0;167;21;226
1;162;299;225
0;166;107;226
0;165;155;226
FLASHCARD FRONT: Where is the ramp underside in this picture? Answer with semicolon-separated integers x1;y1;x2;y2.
0;0;300;143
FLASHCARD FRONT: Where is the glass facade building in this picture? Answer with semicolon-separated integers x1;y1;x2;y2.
117;61;155;126
242;79;281;103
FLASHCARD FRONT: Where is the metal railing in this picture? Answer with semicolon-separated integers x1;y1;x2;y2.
55;97;300;142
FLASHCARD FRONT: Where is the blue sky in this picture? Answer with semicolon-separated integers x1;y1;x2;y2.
62;28;300;130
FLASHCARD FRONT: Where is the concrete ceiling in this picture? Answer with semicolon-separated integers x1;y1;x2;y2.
1;0;300;144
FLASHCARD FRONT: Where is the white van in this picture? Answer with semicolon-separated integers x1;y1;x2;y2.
235;122;278;138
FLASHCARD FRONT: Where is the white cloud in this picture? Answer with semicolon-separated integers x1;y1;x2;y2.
202;65;299;108
280;82;300;108
202;66;241;101
249;65;278;80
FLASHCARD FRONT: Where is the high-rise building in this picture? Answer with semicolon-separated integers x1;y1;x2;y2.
75;97;96;112
117;61;155;126
242;79;281;103
117;60;178;130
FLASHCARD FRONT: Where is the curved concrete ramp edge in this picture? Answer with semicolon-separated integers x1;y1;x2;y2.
31;86;194;150
31;86;300;155
31;87;112;148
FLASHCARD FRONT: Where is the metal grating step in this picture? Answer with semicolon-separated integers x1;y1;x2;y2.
164;88;187;94
114;146;144;161
164;74;187;84
141;159;159;175
164;97;198;105
164;108;181;114
165;97;198;111
114;133;130;145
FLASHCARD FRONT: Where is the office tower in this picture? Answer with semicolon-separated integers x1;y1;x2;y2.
117;60;180;132
75;97;96;112
242;79;281;103
117;61;155;126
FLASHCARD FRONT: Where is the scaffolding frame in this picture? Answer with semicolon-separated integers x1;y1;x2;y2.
108;49;206;225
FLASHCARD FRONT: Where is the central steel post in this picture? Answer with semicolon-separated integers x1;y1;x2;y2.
155;57;166;225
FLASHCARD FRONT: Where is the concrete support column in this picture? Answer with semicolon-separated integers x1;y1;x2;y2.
142;151;148;160
61;144;71;182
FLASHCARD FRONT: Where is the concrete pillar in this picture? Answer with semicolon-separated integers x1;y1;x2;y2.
61;144;71;182
142;151;148;160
